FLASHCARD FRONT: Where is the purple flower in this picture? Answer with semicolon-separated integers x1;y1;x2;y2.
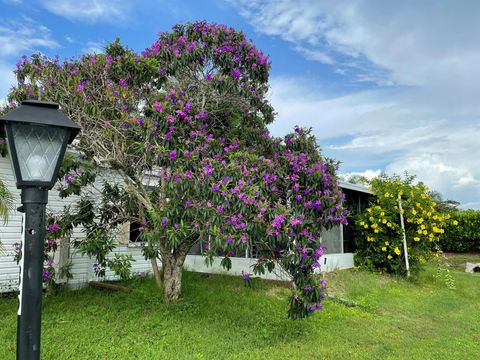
168;150;177;160
161;218;167;227
304;285;312;293
290;217;303;226
119;79;127;87
174;223;179;229
231;68;241;79
47;238;56;247
48;223;59;233
154;101;163;112
226;237;233;244
271;214;285;229
64;174;74;184
139;271;145;278
242;270;249;281
185;199;191;208
42;271;50;281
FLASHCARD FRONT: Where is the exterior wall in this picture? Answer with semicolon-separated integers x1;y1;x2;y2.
1;155;356;292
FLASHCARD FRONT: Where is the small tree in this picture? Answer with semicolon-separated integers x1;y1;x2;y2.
0;176;14;252
6;21;347;318
354;174;455;275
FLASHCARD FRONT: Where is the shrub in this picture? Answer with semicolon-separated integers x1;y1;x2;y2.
354;174;456;275
439;210;480;252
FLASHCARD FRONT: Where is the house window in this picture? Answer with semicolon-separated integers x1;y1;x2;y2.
129;222;144;243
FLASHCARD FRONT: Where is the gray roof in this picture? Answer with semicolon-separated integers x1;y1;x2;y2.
338;180;373;194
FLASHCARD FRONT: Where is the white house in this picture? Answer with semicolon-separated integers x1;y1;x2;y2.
0;153;372;293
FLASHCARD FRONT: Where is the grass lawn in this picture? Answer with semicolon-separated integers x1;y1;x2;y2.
1;254;479;360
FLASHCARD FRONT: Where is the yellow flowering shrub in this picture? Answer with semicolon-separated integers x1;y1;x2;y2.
354;174;456;275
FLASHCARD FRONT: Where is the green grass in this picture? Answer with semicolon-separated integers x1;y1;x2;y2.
1;254;479;360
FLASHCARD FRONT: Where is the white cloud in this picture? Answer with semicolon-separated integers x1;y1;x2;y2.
267;75;480;209
238;1;480;209
232;0;480;96
294;46;333;64
82;40;105;54
0;61;15;103
42;0;130;23
0;16;59;56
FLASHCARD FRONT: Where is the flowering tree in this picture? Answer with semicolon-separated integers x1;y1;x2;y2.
354;174;456;274
3;21;346;318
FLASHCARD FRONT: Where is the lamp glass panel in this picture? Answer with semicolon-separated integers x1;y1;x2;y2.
11;123;68;182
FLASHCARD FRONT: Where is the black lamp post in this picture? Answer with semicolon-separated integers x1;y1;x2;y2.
0;100;80;360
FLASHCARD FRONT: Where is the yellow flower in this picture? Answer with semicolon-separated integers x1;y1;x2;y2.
364;224;369;229
453;220;458;226
417;218;424;224
387;255;393;260
385;241;389;246
412;209;417;215
374;229;379;233
367;236;374;242
381;212;385;217
394;247;401;255
387;222;392;227
414;237;420;242
400;209;405;214
427;212;432;217
382;219;387;224
382;247;387;252
359;221;365;226
421;193;427;199
417;229;423;234
420;224;426;230
423;230;428;235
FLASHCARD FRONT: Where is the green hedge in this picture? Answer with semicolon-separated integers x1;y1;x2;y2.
440;210;480;252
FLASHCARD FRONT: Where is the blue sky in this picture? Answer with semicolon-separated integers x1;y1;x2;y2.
1;0;480;208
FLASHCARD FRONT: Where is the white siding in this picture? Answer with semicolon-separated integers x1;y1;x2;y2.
1;155;354;293
0;155;153;292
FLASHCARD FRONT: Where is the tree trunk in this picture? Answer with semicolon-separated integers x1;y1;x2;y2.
159;241;192;303
162;255;184;302
150;257;163;288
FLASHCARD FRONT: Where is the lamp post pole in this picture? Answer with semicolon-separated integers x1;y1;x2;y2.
16;188;48;360
0;100;80;360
